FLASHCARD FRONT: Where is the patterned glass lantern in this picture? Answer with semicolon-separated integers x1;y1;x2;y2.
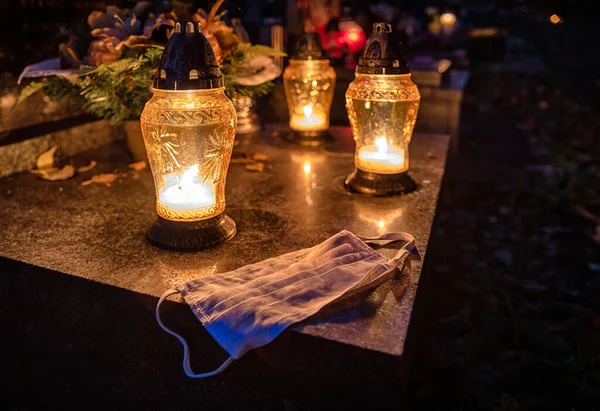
141;21;237;251
283;31;336;146
345;23;421;196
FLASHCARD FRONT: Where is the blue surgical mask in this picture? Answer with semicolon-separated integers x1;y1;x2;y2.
156;230;418;378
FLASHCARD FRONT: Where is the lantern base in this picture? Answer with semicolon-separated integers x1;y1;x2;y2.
284;129;331;147
147;213;236;251
345;168;418;196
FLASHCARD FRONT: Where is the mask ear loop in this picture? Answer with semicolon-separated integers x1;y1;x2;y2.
356;231;421;262
156;289;234;378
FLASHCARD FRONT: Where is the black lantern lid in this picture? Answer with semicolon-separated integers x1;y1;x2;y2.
291;31;326;60
357;23;409;75
154;21;223;90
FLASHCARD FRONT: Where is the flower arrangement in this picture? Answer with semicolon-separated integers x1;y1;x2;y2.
18;0;284;125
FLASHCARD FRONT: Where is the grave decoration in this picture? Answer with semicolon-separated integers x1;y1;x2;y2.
17;0;283;127
282;30;336;146
345;23;421;196
141;21;237;251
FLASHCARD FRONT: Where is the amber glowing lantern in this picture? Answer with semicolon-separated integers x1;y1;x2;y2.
283;31;336;146
141;21;237;251
345;23;421;196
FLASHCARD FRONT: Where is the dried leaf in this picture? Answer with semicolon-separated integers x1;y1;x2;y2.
128;160;147;171
36;145;58;170
81;173;122;187
245;161;265;172
39;165;76;181
230;156;249;164
229;152;249;164
30;168;58;174
77;161;97;173
252;152;269;162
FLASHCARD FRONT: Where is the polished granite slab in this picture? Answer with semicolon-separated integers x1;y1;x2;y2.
0;126;449;357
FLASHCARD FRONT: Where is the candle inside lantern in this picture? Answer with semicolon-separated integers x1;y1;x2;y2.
159;164;216;215
357;137;406;174
290;105;327;132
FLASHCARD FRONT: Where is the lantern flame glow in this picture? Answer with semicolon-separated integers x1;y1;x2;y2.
303;105;313;118
159;165;216;213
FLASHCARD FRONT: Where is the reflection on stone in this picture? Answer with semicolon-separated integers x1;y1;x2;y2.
291;153;327;206
354;200;406;233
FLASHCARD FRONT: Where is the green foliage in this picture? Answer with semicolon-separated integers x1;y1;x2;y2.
17;48;160;125
78;53;155;125
17;43;284;124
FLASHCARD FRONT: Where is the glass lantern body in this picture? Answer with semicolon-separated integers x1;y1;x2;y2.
345;73;420;174
283;59;336;133
140;88;236;222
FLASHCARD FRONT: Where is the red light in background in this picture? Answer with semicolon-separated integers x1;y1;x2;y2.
339;20;366;54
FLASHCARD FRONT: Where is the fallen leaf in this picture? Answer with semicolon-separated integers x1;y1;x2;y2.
81;173;122;187
36;145;58;170
77;161;97;173
128;160;147;171
30;168;58;174
245;161;265;172
252;152;269;162
38;165;76;181
230;153;249;164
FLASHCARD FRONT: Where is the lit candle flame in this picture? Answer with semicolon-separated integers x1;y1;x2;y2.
357;137;406;173
179;164;198;189
160;164;216;212
375;136;389;153
303;105;313;118
290;105;326;132
303;161;312;175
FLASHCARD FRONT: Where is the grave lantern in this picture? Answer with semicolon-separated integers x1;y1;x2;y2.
141;21;237;250
283;31;336;146
345;23;421;195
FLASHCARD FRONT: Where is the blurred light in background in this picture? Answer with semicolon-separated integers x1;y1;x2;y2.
549;14;563;24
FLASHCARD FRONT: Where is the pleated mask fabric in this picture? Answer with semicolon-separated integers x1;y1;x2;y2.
156;230;418;378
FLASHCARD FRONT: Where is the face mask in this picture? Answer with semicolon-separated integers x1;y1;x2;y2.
156;230;419;378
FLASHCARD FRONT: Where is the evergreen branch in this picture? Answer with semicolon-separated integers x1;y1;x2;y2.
16;43;277;124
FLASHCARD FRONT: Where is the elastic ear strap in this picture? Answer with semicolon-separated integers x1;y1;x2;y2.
156;289;234;378
357;232;421;261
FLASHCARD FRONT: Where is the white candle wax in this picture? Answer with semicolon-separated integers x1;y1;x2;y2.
159;165;216;212
290;105;327;131
357;137;406;174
